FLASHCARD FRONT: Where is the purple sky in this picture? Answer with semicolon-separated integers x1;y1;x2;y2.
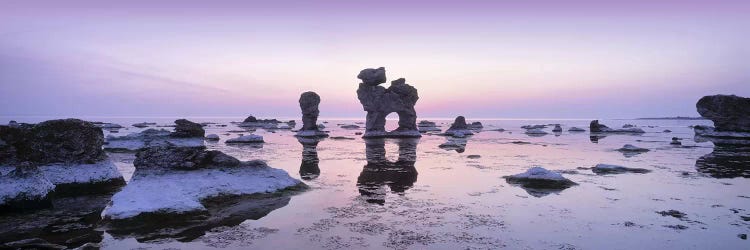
1;0;749;118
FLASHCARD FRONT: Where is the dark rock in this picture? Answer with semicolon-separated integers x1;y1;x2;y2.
171;119;205;138
590;120;645;134
590;120;609;133
552;124;562;132
357;67;386;86
592;164;651;174
133;146;258;170
696;95;750;132
243;116;258;123
504;167;577;197
0;119;106;165
299;91;321;131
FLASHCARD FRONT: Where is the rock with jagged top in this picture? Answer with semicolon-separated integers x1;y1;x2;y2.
357;67;420;138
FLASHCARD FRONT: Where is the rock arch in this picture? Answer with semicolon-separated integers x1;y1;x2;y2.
356;67;421;138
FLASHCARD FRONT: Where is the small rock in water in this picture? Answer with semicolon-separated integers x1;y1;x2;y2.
205;134;220;141
670;137;682;145
444;116;474;137
616;144;650;156
524;128;548;136
467;155;481;159
504;167;577;189
568;127;586;132
552;124;562;132
663;129;672;133
521;124;547;130
340;124;360;129
225;135;264;143
739;234;747;240
592;164;651;174
590;120;645;134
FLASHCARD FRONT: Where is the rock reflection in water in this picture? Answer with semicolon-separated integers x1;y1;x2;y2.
0;194;114;249
439;137;467;153
102;193;293;243
589;134;606;143
297;137;322;180
357;138;419;205
695;145;750;178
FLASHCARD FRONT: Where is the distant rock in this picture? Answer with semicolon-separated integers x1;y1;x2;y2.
239;116;282;128
225;135;264;144
439;138;467;153
590;120;645;134
524;128;548;136
521;124;547;130
592;164;651;174
663;129;672;133
132;122;156;128
552;124;563;132
617;144;649;153
357;67;420;138
444;116;474;137
172;119;205;138
670;137;682;145
341;124;360;129
469;122;484;129
134;146;242;170
466;155;481;159
696;95;750;132
205;134;220;141
504;167;576;197
622;124;635;128
417;120;441;133
100;123;123;130
568;127;586;132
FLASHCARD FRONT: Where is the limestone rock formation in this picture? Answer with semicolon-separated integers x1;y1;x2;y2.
696;95;750;132
296;91;328;138
0;119;107;165
172;119;205;138
356;67;420;138
590;120;645;134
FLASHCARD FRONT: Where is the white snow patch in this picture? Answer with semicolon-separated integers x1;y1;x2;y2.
103;167;302;220
39;160;123;185
0;167;55;205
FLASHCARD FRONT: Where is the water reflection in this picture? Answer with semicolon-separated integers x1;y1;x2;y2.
102;194;293;242
0;194;114;249
297;137;322;180
589;135;606;143
357;138;419;205
695;145;750;178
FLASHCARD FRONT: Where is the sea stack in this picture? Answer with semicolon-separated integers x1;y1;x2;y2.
356;67;421;138
444;116;475;138
295;91;328;138
694;94;750;145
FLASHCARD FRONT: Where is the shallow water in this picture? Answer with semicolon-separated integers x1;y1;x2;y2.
2;117;749;249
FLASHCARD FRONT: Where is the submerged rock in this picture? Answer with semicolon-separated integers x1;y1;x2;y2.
504;167;576;197
592;164;651;174
104;146;305;220
439;138;467;153
524;128;548;136
356;67;421;138
617;144;650;157
568;127;586;132
590;120;645;134
521;124;547;130
696;94;750;132
225;135;264;144
469;122;484;129
132;122;156;128
444;116;474;137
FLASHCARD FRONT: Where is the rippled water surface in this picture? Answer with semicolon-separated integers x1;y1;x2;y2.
2;117;749;249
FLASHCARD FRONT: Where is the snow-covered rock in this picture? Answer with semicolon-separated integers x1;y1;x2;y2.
592;164;651;174
0;164;54;212
295;129;329;138
504;167;577;189
225;134;264;143
103;146;305;220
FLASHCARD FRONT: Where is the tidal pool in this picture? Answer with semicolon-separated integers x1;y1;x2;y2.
1;117;749;249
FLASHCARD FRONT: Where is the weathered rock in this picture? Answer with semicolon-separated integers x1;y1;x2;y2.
243;116;258;123
356;67;420;138
444;116;474;137
417;120;441;133
105;128;204;151
357;67;387;86
171;119;205;138
696;95;750;132
590;120;645;134
134;146;247;170
299;91;321;131
0;119;107;165
592;164;651;174
568;127;586;132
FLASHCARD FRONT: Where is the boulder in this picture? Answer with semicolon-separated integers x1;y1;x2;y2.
171;119;205;138
134;146;243;170
356;67;420;138
0;119;107;165
444;116;474;137
504;167;576;197
696;95;750;132
469;122;484;129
